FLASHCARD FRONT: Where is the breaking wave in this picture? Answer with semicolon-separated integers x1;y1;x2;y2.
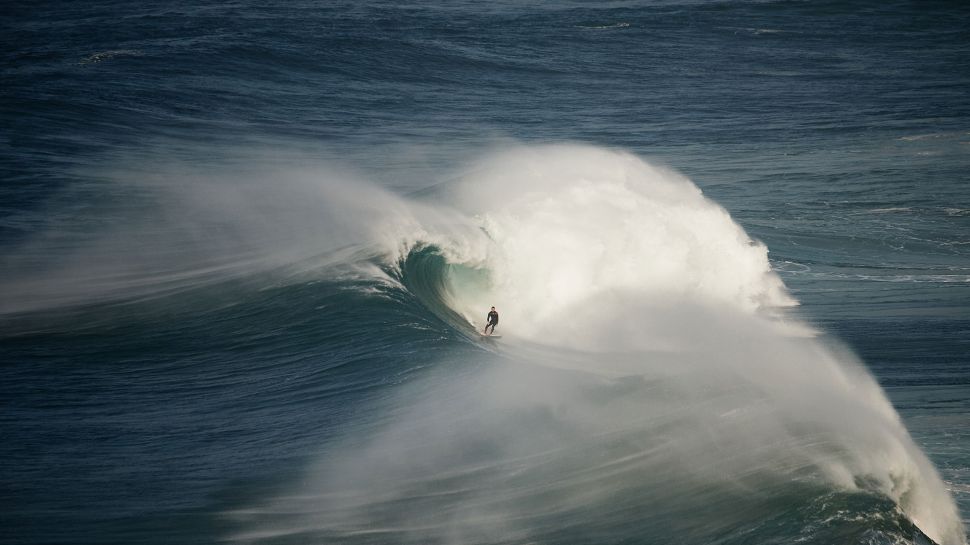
222;145;965;545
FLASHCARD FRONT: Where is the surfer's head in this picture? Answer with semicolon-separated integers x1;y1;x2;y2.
491;306;495;310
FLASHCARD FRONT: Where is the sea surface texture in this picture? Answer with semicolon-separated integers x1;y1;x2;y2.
2;1;969;544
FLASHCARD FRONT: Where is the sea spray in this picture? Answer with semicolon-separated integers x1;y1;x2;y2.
0;159;481;316
227;145;965;545
433;145;795;340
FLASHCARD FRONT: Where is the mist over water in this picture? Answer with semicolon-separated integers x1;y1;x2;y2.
219;145;964;545
0;157;466;315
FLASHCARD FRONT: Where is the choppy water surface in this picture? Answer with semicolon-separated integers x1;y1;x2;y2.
3;1;969;544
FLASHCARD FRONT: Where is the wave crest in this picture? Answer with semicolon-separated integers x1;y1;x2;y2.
399;145;794;345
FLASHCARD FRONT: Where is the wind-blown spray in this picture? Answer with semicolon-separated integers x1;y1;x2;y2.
225;145;964;545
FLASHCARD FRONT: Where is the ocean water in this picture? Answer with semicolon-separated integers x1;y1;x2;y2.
2;1;969;544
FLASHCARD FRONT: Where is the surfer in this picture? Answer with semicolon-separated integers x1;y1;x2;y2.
484;306;499;336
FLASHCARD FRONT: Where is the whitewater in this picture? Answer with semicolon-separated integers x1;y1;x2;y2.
208;145;964;545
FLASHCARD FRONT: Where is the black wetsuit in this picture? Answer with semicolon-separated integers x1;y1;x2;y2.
485;310;499;334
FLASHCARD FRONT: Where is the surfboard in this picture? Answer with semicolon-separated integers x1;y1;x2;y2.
480;334;502;339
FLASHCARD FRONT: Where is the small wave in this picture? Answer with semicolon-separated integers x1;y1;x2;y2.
866;207;914;214
900;134;939;142
815;273;970;284
773;260;812;273
898;131;970;142
80;49;141;65
721;26;788;36
576;22;631;30
856;206;970;217
945;481;970;494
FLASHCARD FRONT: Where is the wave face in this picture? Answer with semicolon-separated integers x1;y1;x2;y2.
224;145;965;545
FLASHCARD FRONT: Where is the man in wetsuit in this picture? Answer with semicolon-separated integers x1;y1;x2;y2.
484;306;499;335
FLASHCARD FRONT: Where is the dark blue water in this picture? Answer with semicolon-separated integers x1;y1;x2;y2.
3;1;969;544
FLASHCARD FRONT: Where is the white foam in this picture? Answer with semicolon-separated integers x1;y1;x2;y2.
423;144;795;344
380;144;966;545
